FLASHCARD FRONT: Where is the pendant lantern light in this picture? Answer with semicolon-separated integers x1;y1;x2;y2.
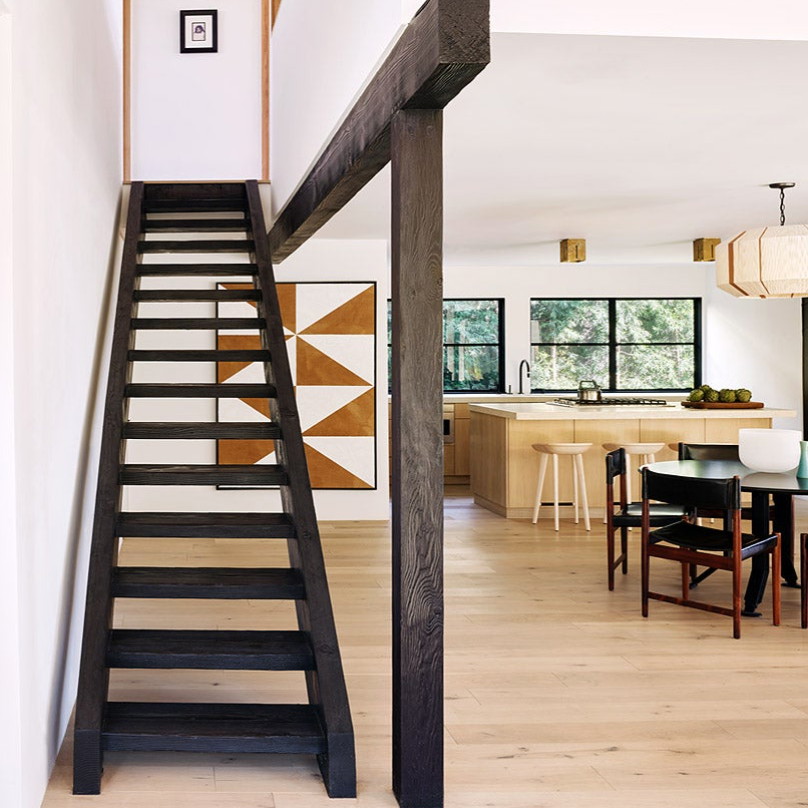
716;182;808;298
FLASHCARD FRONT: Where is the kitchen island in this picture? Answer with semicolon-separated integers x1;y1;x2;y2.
469;402;796;518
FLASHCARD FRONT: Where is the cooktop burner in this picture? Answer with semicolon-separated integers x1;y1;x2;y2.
551;397;670;407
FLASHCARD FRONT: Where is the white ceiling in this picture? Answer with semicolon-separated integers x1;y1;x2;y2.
316;32;808;266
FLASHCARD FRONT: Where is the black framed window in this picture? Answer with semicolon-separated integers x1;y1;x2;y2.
530;298;701;392
388;298;505;393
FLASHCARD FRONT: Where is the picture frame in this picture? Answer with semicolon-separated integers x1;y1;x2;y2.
180;9;218;54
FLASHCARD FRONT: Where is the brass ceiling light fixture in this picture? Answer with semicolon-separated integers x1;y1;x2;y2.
716;182;808;298
560;239;586;263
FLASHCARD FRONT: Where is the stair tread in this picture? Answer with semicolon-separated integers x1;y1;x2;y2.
103;702;325;753
143;200;247;213
119;465;288;486
134;289;260;301
131;317;265;330
111;567;304;599
107;629;314;670
116;511;295;539
138;240;255;253
125;383;276;398
136;264;258;276
123;422;280;439
143;219;248;232
128;350;270;362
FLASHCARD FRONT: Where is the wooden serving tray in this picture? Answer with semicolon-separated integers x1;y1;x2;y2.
681;401;764;409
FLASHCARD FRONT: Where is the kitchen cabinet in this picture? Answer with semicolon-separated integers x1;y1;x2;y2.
469;402;796;518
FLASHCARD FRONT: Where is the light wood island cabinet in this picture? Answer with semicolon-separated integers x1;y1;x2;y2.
469;403;796;519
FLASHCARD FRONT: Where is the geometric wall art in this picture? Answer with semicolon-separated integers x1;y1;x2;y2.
216;282;377;489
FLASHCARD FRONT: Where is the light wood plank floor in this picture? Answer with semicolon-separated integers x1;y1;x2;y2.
43;489;808;808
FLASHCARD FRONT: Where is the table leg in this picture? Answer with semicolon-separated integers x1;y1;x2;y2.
743;492;770;614
772;492;799;587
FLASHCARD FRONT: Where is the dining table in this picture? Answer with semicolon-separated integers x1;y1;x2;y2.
644;459;807;615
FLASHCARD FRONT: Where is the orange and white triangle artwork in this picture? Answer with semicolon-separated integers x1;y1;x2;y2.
215;282;376;489
301;285;375;335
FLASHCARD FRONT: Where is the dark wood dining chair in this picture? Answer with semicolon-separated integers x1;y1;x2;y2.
677;442;776;516
641;467;780;639
676;442;778;589
677;442;741;462
604;448;685;590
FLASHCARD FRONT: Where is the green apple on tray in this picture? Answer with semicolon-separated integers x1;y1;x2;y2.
687;385;752;403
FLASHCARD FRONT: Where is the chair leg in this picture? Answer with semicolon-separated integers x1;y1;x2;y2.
801;533;808;629
572;457;579;524
641;529;649;618
681;562;689;601
607;522;616;591
732;554;742;639
625;454;633;507
552;453;560;532
575;454;590;532
532;453;549;524
620;526;628;574
772;534;781;627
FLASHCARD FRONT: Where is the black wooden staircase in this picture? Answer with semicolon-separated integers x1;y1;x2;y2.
73;181;355;797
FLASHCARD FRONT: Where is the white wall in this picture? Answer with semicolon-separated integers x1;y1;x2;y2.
11;1;123;805
0;8;22;808
270;0;405;215
126;238;390;521
443;262;803;430
492;0;808;39
131;0;262;180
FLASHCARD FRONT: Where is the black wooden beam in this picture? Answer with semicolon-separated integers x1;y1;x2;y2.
268;0;489;262
390;108;444;808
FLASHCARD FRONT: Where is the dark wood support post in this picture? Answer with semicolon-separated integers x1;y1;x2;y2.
391;108;444;808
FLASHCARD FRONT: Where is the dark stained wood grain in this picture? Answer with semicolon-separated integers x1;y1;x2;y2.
131;317;266;330
106;629;314;670
118;463;288;486
136;263;258;277
111;567;304;600
390;109;445;808
76;181;357;796
127;349;270;362
269;0;489;262
122;422;280;440
142;182;246;212
143;219;247;232
103;702;325;754
124;383;276;398
74;182;145;795
138;239;255;253
246;181;356;798
115;511;295;539
133;289;261;301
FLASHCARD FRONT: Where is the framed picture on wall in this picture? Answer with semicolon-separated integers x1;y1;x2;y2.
180;9;218;53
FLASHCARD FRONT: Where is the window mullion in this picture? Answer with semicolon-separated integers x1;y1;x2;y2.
608;299;617;390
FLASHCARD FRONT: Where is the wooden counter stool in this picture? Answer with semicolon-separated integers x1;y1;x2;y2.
531;442;592;532
602;441;665;514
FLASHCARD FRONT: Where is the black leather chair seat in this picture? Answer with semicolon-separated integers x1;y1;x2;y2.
650;520;778;559
618;503;686;524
